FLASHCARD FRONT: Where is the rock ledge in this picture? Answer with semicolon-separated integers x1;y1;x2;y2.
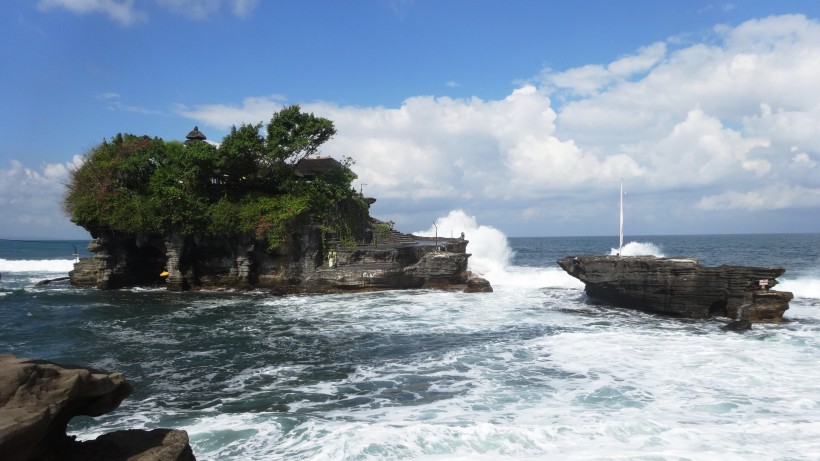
557;255;792;321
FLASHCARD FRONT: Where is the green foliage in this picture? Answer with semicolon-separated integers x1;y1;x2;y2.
242;194;311;249
266;105;337;166
63;107;362;249
373;222;392;244
217;123;264;193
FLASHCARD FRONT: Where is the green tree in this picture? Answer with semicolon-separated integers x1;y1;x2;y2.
265;104;336;167
64;109;361;249
217;123;264;194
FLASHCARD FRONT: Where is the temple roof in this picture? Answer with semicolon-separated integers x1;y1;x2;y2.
185;126;207;143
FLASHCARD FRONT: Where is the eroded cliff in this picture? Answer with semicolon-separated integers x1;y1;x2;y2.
70;226;491;293
557;255;792;321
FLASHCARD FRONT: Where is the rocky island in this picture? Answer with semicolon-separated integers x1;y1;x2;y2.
557;255;793;321
63;107;490;293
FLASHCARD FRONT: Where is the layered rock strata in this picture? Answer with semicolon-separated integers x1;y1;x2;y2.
557;255;792;321
69;226;491;293
0;355;195;461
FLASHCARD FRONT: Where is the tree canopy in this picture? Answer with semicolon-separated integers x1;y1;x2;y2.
63;105;363;248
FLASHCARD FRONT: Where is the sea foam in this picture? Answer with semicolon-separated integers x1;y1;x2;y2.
609;241;665;257
416;210;580;289
779;277;820;300
0;258;76;273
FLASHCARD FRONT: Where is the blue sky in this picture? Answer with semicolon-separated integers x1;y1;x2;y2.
3;1;820;239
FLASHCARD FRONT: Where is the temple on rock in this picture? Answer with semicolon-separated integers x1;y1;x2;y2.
184;126;207;144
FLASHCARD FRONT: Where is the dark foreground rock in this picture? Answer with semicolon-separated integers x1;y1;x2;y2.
69;225;491;294
557;255;793;321
0;355;195;461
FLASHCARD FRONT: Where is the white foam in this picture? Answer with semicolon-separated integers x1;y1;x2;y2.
610;241;665;257
490;266;584;290
415;210;513;278
779;277;820;300
414;210;586;291
0;258;76;273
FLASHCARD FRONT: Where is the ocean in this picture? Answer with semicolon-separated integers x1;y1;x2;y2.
1;227;819;460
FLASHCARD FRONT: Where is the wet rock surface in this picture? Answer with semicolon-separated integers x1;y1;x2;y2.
557;255;792;321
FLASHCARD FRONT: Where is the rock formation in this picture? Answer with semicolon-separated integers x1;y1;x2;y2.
69;226;491;293
557;255;792;321
0;355;195;461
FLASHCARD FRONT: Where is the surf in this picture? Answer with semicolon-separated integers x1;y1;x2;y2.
0;258;77;273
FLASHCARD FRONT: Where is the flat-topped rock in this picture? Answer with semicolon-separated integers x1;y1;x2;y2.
557;255;792;321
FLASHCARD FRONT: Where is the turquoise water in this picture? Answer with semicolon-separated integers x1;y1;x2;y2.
1;233;819;460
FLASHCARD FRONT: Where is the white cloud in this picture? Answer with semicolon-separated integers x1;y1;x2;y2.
17;13;818;237
0;156;86;238
37;0;146;26
174;95;287;129
698;184;820;210
542;42;666;96
37;0;260;24
543;14;820;213
178;86;646;206
154;0;260;19
169;15;820;233
637;108;770;186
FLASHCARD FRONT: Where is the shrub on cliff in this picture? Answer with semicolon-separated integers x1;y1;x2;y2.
63;105;365;249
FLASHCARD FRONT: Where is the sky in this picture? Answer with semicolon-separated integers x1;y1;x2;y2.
2;0;820;239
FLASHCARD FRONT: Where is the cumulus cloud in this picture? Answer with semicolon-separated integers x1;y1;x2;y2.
0;156;86;238
167;14;820;234
178;86;642;208
15;13;816;236
546;14;820;208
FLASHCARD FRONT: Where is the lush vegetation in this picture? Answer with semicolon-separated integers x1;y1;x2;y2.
63;106;365;249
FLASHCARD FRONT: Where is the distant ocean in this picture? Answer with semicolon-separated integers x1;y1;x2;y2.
1;230;819;460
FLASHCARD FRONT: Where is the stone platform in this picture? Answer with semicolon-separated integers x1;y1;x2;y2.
557;255;792;321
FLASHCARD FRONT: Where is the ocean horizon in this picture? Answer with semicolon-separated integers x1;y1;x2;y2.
1;228;819;460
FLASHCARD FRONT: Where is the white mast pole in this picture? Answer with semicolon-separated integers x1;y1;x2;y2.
619;178;624;256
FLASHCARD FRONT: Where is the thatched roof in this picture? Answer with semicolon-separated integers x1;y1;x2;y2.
185;126;207;142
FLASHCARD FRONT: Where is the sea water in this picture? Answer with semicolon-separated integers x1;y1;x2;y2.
1;226;819;460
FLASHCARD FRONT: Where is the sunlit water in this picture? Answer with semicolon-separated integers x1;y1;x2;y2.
1;223;819;460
